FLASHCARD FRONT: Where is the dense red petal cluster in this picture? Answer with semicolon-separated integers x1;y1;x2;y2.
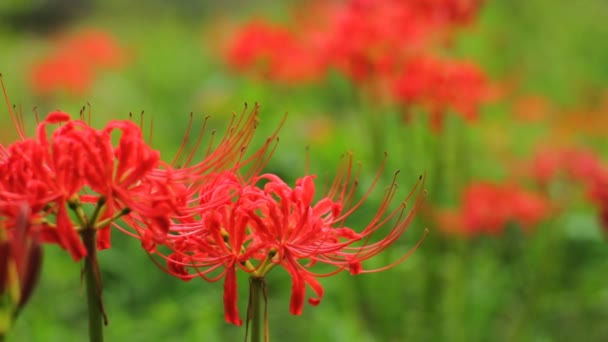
151;155;426;325
2;76;426;326
1;76;274;263
226;0;483;82
30;29;127;96
0;110;175;260
439;182;550;236
224;0;491;130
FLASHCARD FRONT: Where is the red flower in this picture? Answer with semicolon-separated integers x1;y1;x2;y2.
0;110;179;260
155;154;426;324
59;30;126;69
392;55;493;131
29;29;127;96
30;52;93;96
529;147;604;186
439;182;550;236
224;0;484;85
226;21;324;83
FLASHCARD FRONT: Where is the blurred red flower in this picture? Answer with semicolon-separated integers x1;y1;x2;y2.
530;147;604;186
392;55;493;131
59;30;126;69
439;182;550;236
223;0;485;88
29;29;127;96
30;52;93;96
226;21;324;83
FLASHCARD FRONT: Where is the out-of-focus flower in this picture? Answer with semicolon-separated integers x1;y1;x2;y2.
30;52;93;96
59;30;126;68
154;155;426;325
225;21;325;83
29;29;127;96
529;147;604;186
438;182;550;236
223;0;484;87
392;55;493;131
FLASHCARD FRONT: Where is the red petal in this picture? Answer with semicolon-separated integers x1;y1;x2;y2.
223;266;242;326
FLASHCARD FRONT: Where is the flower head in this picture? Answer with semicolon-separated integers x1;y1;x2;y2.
153;153;426;324
392;55;493;131
0;109;178;260
438;181;550;236
29;29;127;96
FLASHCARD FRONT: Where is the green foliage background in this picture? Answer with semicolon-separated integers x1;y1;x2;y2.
1;0;608;341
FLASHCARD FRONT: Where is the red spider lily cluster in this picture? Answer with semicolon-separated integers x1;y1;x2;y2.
528;147;608;232
30;29;127;96
225;0;492;130
437;144;608;237
148;157;426;325
0;108;179;261
437;182;550;236
0;77;426;327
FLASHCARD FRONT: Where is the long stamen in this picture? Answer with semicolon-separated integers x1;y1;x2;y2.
0;74;26;140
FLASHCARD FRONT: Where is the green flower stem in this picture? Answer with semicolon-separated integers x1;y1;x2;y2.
248;277;268;342
82;229;104;342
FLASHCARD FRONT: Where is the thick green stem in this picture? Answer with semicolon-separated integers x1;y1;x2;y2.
82;229;104;342
248;277;267;342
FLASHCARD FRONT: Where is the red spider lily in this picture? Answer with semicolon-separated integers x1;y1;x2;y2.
118;104;283;252
165;103;281;183
224;0;483;85
526;145;608;233
0;203;42;334
226;21;324;83
319;0;432;82
438;182;550;236
0;109;178;260
58;30;126;69
392;55;493;131
30;52;94;97
29;29;127;96
529;147;604;186
153;154;426;325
